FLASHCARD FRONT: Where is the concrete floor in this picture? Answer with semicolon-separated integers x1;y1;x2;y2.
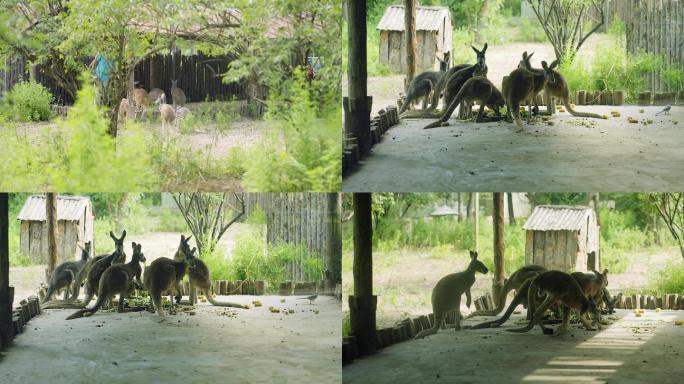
0;295;341;384
343;309;684;384
343;105;684;192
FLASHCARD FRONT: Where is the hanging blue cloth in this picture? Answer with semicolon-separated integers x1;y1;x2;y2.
95;54;112;82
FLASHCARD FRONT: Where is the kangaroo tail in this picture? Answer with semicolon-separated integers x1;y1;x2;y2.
466;279;512;319
42;284;57;304
66;293;106;320
563;97;603;119
507;279;539;333
471;278;532;329
206;291;244;308
415;312;444;339
424;83;468;129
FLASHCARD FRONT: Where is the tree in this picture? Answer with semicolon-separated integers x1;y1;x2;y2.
650;193;684;259
525;0;605;62
172;193;245;255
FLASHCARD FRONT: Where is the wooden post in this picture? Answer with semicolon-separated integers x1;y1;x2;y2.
326;193;342;293
593;193;600;226
457;193;462;222
492;193;505;305
0;193;11;348
404;0;417;90
345;0;372;156
474;193;480;252
349;193;377;356
507;193;516;225
46;193;59;276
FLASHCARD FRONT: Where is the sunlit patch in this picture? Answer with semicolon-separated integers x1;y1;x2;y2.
546;358;623;367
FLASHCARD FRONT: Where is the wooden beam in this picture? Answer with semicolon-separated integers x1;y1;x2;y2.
404;0;417;89
46;193;58;275
0;193;11;349
326;193;342;291
350;193;376;356
474;193;479;251
345;0;372;156
507;192;516;226
492;193;505;304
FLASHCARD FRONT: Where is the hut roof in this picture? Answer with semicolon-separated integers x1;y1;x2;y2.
17;195;91;222
522;205;594;231
430;205;459;216
377;5;450;32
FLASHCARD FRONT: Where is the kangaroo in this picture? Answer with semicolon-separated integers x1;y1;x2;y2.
414;251;489;339
571;268;609;325
132;88;150;108
503;60;557;129
398;71;445;114
144;235;196;322
423;76;505;128
171;79;187;108
507;270;599;336
66;242;146;320
518;52;604;119
42;242;92;304
118;98;136;122
602;288;618;315
154;93;177;132
80;230;127;307
465;264;546;319
148;88;165;104
173;243;244;308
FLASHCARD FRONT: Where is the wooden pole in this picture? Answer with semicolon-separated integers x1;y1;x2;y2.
593;193;600;226
404;0;417;90
46;193;58;276
492;193;505;304
350;193;376;356
474;193;479;252
457;193;462;222
0;193;11;349
326;193;342;291
507;193;516;225
345;0;372;156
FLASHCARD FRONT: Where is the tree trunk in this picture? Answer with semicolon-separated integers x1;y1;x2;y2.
326;193;342;287
474;193;480;251
0;193;11;349
350;193;376;356
593;193;600;226
46;193;59;276
466;193;474;220
492;193;505;304
507;193;516;225
457;193;462;222
476;0;491;44
404;0;417;91
346;0;371;156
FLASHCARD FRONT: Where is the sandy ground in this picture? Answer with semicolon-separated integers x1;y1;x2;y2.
0;295;341;384
343;309;684;384
343;105;684;191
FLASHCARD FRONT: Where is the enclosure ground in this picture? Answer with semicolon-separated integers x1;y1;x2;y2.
0;295;341;384
343;309;683;384
343;105;684;191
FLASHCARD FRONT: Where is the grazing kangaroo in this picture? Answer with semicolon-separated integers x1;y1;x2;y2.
66;242;146;320
466;264;546;319
148;88;165;104
154;93;177;133
171;79;187;108
173;247;245;308
42;242;92;304
507;270;598;336
145;235;196;322
571;268;609;325
414;251;489;339
424;76;505;128
81;231;127;307
518;52;603;119
602;288;618;315
398;71;445;114
503;60;557;129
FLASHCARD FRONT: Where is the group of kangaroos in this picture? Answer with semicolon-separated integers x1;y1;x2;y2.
398;43;604;130
41;231;244;322
414;251;617;339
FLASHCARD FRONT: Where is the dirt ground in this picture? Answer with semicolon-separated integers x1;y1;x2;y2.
343;309;684;384
342;105;684;191
0;295;341;384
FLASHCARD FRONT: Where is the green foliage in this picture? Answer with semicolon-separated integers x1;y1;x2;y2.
607;17;626;38
0;81;54;122
650;261;684;295
246;207;267;225
518;19;546;43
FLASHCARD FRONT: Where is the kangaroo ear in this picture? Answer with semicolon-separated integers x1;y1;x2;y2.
522;51;527;59
528;52;534;60
121;230;126;239
110;231;116;241
550;60;559;69
469;250;477;259
185;235;193;243
602;268;609;276
541;61;549;69
482;43;488;53
132;241;136;248
471;45;479;54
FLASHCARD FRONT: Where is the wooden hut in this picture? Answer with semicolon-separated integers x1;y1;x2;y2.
522;205;600;272
17;196;94;264
377;5;453;73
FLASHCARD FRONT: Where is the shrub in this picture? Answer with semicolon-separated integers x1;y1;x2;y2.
517;19;546;43
650;261;684;295
1;81;54;122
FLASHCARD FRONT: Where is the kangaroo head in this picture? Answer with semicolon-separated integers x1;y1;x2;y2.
468;250;489;274
131;242;146;263
110;230;127;260
183;247;198;269
154;93;166;106
176;234;194;259
471;43;487;68
78;241;92;261
541;60;558;84
172;79;178;88
518;51;534;70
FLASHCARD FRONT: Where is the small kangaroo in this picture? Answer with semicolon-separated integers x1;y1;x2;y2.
503;60;557;129
424;76;505;128
571;268;609;325
466;264;546;319
414;251;489;339
132;88;150;108
518;52;604;119
147;88;165;104
118;98;136;122
173;243;244;308
171;79;187;108
154;93;177;132
398;71;445;114
66;242;146;320
507;270;598;336
81;230;127;307
42;242;92;304
144;235;196;322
